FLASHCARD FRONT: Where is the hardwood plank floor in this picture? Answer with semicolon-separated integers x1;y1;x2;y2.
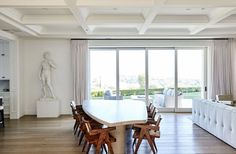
0;113;235;154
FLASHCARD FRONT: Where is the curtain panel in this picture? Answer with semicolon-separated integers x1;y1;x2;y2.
210;40;232;99
71;40;89;105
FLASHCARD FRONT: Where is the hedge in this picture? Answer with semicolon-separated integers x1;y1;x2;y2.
91;87;201;97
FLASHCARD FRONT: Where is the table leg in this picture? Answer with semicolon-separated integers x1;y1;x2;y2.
111;125;126;154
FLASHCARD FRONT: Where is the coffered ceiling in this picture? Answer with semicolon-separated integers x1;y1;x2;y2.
1;0;236;38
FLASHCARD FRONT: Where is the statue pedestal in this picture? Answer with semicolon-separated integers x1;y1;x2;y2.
37;98;60;118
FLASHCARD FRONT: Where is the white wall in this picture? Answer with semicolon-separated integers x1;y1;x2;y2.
17;38;236;115
20;39;73;115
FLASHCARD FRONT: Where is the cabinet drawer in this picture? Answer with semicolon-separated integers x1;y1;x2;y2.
4;106;9;114
0;92;10;97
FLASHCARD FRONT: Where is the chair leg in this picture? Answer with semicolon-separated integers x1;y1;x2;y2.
132;138;137;147
95;134;105;154
145;133;156;154
152;138;157;152
73;121;77;130
82;140;87;152
77;129;81;137
74;123;79;135
102;144;108;154
86;144;92;154
95;141;103;154
78;132;84;145
134;139;142;154
105;136;114;154
134;130;145;154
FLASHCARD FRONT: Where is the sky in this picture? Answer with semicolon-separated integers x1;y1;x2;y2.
90;49;204;90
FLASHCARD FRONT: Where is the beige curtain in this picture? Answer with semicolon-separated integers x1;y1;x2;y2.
230;39;236;100
210;39;232;99
71;40;89;105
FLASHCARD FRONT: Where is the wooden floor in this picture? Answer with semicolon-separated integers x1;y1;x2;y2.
0;113;235;154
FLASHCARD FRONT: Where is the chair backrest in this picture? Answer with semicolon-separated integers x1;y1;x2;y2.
150;106;157;117
71;101;76;109
70;101;79;118
82;117;92;135
148;103;153;111
156;115;162;126
151;111;157;120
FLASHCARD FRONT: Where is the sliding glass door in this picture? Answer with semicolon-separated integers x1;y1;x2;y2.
90;49;116;100
177;48;206;110
148;49;175;111
89;47;207;112
119;49;145;100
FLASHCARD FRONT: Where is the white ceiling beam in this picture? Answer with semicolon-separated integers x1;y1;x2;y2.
190;7;236;35
153;15;209;23
196;27;236;35
64;0;91;34
0;14;39;37
75;0;153;7
87;14;144;25
26;25;43;33
139;0;167;34
0;8;40;36
22;15;76;25
40;26;85;36
0;0;66;8
2;0;236;7
213;23;236;28
165;0;236;7
139;9;158;34
0;0;153;7
0;29;18;40
23;14;144;25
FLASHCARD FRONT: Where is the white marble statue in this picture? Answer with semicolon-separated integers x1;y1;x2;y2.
39;52;56;99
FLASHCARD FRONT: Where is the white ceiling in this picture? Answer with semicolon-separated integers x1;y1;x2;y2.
1;0;236;38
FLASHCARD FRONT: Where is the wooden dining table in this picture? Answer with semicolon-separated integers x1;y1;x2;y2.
83;99;147;154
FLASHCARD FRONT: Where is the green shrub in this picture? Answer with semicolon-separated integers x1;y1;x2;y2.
91;87;201;97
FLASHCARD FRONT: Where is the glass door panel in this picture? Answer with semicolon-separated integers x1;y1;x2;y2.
119;49;145;101
177;49;205;108
90;49;116;100
148;49;175;110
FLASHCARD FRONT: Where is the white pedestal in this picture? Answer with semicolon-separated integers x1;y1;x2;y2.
111;125;126;154
37;98;60;118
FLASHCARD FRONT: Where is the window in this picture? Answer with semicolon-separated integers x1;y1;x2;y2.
119;49;145;100
90;49;116;100
89;47;206;111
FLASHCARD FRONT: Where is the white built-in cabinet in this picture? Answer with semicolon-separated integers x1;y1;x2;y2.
0;92;10;115
0;40;9;80
0;40;10;116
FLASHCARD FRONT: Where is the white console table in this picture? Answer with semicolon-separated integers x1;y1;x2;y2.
192;99;236;148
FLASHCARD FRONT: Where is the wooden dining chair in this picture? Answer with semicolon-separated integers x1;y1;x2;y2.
146;100;155;112
82;117;116;154
70;101;102;141
148;106;158;121
146;102;152;112
70;101;81;135
76;110;104;146
132;115;162;154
